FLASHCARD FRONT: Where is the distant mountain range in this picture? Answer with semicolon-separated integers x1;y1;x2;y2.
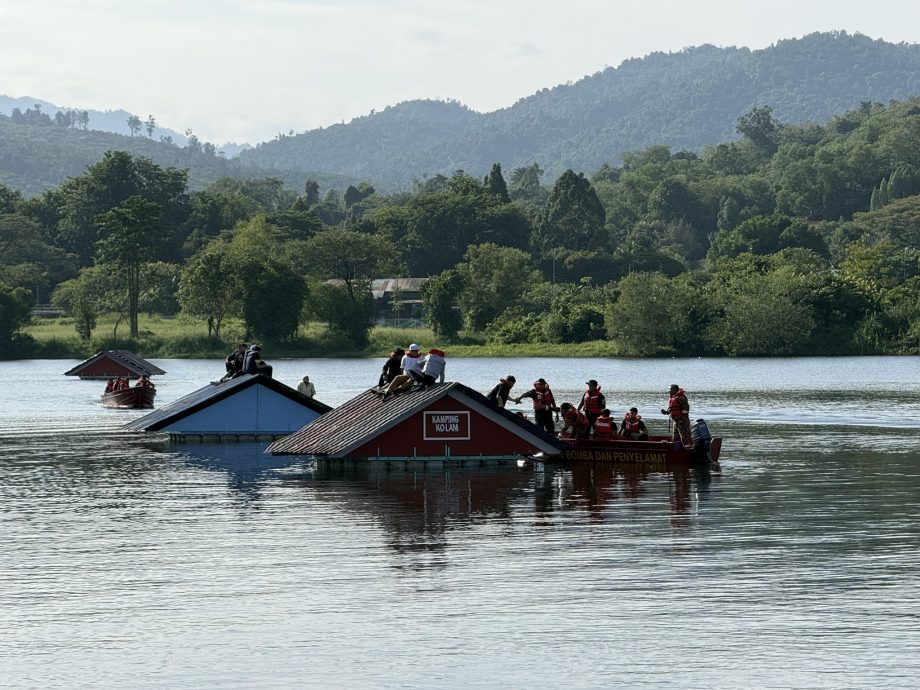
239;31;920;186
3;31;920;196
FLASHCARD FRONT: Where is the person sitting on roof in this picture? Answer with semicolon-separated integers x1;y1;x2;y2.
559;402;590;440
242;344;273;378
378;348;405;388
621;407;649;440
486;375;516;408
382;343;424;400
593;409;616;440
221;342;247;381
409;348;446;390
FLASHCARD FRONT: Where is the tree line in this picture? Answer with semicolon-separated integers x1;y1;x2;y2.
2;96;920;356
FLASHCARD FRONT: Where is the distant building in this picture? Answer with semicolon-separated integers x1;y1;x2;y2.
64;350;165;380
325;277;429;324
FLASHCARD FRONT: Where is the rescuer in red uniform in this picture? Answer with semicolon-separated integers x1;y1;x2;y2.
661;385;693;448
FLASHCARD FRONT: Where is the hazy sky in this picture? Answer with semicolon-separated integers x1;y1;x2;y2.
2;0;919;144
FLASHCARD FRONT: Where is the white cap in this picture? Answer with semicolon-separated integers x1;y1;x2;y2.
409;343;420;351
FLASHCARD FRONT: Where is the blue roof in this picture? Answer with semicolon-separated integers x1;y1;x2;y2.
124;374;331;432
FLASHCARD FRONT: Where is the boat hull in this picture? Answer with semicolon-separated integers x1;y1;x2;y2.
101;386;156;409
532;435;722;471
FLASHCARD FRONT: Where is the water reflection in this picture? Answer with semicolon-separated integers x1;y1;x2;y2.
293;462;532;568
169;442;312;502
531;461;718;528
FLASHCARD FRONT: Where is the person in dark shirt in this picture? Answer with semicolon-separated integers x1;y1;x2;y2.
486;375;516;408
378;348;405;388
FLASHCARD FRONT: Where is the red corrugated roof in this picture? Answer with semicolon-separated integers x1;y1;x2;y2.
267;382;564;458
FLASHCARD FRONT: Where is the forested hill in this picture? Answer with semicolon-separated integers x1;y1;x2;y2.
239;31;920;187
0;116;357;197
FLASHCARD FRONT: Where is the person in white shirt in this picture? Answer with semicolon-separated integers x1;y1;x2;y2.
296;375;316;398
409;348;446;388
382;343;424;400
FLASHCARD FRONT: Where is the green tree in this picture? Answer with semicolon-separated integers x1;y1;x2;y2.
94;196;163;337
422;270;463;339
606;272;692;355
55;151;189;265
228;218;307;341
736;105;781;155
485;163;511;203
706;267;816;355
454;244;539;331
0;282;32;343
303;229;398;345
532;170;606;254
178;241;240;337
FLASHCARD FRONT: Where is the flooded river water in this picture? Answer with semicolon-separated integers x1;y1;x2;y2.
1;356;919;688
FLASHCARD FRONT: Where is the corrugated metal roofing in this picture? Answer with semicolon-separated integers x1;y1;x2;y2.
63;350;166;377
124;374;331;432
267;381;565;457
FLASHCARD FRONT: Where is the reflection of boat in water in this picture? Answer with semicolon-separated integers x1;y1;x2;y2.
527;419;722;473
101;385;156;409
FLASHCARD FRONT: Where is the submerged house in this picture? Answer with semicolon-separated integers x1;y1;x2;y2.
64;350;166;380
267;381;565;462
124;374;331;442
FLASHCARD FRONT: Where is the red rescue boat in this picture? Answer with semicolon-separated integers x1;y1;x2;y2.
528;419;722;473
101;385;156;409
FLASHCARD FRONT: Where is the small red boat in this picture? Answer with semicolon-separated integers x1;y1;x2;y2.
528;420;722;473
101;385;156;409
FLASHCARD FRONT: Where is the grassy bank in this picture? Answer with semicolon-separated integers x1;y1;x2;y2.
22;314;624;359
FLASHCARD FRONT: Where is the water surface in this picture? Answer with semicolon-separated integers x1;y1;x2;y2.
1;357;919;688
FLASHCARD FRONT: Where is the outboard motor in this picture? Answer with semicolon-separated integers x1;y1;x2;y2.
690;418;715;470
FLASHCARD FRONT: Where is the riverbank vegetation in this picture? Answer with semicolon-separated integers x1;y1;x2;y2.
4;97;920;359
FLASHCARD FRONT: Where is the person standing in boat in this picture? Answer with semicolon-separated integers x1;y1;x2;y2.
515;378;558;435
486;375;516;408
661;384;693;448
297;375;316;398
559;402;590;439
620;407;648;440
593;409;616;440
378;348;405;388
577;379;606;432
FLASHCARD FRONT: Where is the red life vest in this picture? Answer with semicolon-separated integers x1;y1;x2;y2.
582;388;604;414
623;414;642;433
594;415;614;439
532;388;555;411
667;390;688;418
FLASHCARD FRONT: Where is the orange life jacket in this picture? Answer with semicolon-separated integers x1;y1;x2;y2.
623;414;642;433
531;388;555;411
594;415;615;439
582;388;604;414
667;390;688;418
